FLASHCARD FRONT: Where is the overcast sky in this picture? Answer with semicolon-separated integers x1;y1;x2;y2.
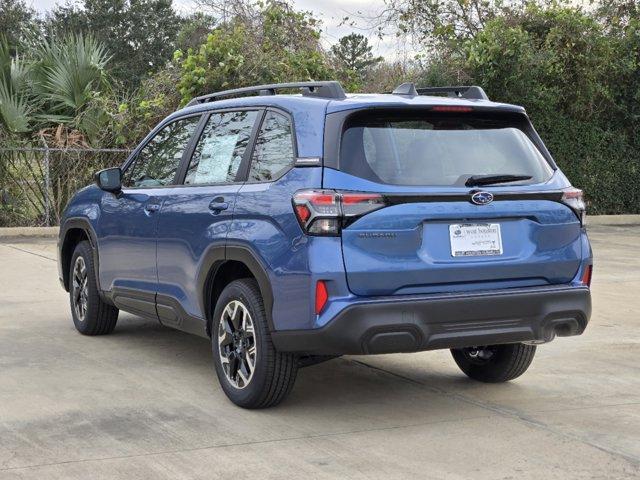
25;0;407;57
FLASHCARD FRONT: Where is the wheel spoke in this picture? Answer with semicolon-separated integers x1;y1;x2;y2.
228;354;240;380
218;330;234;348
220;352;230;365
225;316;235;335
222;306;236;335
246;344;257;368
242;312;254;334
231;302;242;331
238;361;250;386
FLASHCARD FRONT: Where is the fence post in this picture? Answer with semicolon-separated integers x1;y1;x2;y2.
42;140;51;227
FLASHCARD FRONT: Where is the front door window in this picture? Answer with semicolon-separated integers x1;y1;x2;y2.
125;116;200;188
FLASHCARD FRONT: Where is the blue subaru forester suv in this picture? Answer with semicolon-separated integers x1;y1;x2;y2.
58;81;592;408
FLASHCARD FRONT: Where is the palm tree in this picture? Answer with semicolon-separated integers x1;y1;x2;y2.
0;35;36;134
0;34;112;227
35;34;111;140
0;33;111;143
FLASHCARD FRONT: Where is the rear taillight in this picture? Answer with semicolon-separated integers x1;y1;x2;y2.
292;190;386;235
561;188;586;225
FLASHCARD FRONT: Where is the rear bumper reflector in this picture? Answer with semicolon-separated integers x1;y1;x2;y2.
315;280;329;315
581;265;593;287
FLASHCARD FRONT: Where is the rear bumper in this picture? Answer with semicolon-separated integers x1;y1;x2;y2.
271;285;591;355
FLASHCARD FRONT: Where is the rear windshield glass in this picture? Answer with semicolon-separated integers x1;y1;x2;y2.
339;112;554;186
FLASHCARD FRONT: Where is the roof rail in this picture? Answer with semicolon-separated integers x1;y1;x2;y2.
391;82;489;101
186;81;346;107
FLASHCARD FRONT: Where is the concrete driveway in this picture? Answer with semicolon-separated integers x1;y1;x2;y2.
0;224;639;479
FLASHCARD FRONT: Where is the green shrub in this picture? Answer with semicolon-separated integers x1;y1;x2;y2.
175;0;334;105
422;5;640;213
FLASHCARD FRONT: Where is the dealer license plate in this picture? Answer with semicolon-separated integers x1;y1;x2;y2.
449;223;503;257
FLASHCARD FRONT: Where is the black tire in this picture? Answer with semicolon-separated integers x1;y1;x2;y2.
69;240;118;335
451;343;536;383
211;278;298;408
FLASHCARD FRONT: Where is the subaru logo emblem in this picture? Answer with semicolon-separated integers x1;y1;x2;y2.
471;191;493;205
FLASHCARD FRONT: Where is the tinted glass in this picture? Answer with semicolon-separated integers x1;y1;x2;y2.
185;110;258;185
249;111;294;182
125;116;199;188
340;112;553;186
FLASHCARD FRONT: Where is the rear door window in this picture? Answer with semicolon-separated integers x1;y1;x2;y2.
339;112;553;186
248;111;295;182
185;110;259;185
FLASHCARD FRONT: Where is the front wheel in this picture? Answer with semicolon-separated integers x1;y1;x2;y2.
451;343;536;383
69;241;118;335
211;279;298;408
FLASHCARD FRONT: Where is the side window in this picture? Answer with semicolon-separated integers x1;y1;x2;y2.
125;116;200;188
184;110;258;185
249;111;294;182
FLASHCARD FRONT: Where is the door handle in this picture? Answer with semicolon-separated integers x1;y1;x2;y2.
144;203;161;213
209;197;229;214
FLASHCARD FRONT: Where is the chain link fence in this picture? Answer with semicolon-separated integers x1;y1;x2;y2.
0;147;131;227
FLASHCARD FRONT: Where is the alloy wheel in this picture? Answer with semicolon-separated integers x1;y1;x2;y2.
217;300;257;389
72;256;89;322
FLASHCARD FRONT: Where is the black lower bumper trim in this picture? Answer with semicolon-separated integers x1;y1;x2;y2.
271;286;591;355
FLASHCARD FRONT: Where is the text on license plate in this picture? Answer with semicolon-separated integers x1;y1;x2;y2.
449;223;503;257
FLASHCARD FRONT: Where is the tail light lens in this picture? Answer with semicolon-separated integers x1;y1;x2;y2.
561;188;586;225
293;190;386;235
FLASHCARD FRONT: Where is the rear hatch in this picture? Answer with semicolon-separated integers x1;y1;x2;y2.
323;108;583;296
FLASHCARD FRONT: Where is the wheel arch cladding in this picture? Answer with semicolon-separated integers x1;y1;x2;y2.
200;245;275;337
60;219;98;291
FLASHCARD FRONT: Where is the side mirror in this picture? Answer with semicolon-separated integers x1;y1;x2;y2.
95;167;122;193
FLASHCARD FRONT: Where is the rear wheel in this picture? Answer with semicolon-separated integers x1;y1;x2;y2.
212;279;298;408
451;343;536;383
69;241;118;335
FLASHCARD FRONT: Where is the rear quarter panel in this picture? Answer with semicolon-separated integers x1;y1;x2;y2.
229;167;349;331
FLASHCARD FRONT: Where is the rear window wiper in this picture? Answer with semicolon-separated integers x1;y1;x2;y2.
465;174;533;187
